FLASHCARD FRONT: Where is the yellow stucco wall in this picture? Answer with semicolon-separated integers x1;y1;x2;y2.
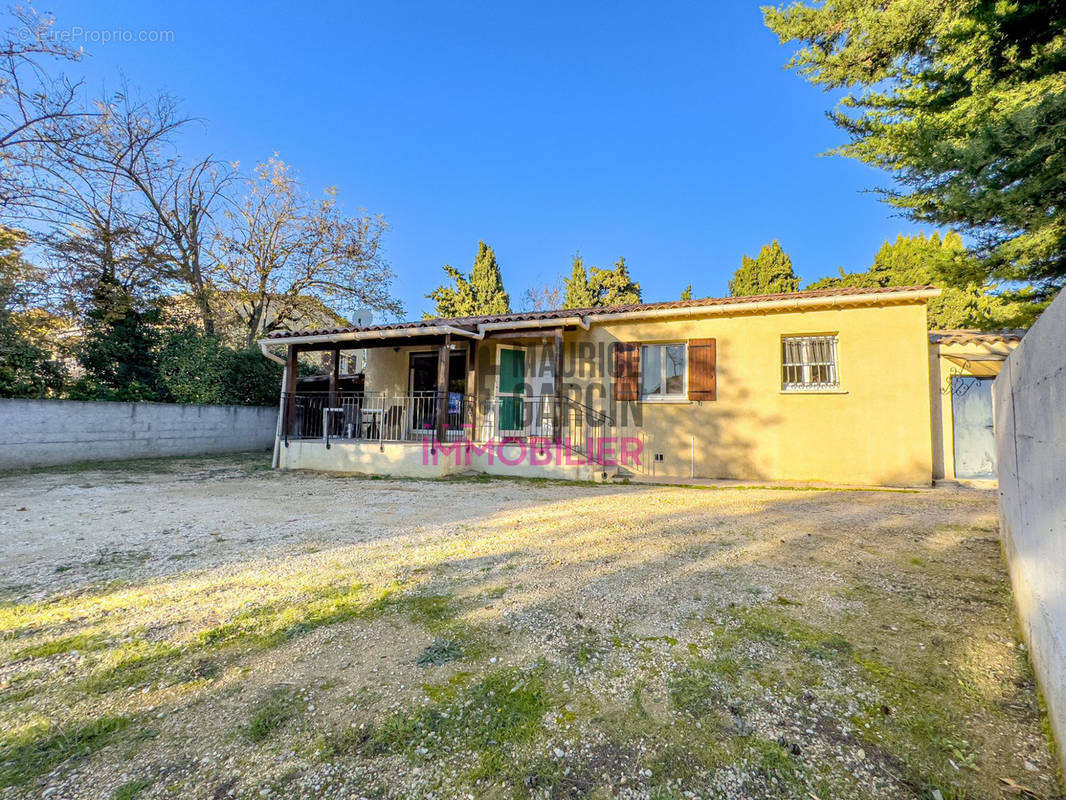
357;301;935;486
929;338;1019;480
363;346;409;396
581;303;932;486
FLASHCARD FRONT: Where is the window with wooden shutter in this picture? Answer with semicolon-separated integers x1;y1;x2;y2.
688;338;716;401
613;342;640;401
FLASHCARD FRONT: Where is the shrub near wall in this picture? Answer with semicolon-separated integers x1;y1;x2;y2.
155;328;282;407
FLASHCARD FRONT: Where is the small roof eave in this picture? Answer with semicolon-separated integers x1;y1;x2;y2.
266;324;482;347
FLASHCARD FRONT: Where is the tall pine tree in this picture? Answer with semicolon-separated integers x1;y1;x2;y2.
562;255;597;308
807;232;1042;329
427;241;511;317
728;240;799;296
589;257;642;306
764;1;1066;305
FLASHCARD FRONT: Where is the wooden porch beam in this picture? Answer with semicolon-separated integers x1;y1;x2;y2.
466;340;478;397
285;335;462;353
435;334;451;441
553;330;563;444
484;327;565;341
282;344;300;437
328;346;340;406
466;340;478;439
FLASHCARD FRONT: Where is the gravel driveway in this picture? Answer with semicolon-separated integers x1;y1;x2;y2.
0;454;1060;800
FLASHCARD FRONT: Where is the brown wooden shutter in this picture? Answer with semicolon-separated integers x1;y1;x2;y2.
688;338;716;401
613;342;640;401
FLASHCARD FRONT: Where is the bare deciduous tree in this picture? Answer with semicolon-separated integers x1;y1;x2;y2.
215;156;401;350
31;91;234;332
521;279;564;312
0;6;90;209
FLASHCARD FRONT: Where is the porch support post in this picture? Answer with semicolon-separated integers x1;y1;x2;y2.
553;330;563;445
436;334;451;441
328;346;340;405
466;339;478;439
283;344;299;438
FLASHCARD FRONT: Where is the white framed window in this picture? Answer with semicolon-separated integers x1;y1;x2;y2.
641;342;687;400
781;335;839;390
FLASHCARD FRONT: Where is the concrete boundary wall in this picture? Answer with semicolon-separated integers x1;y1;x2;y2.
994;293;1066;768
0;399;278;469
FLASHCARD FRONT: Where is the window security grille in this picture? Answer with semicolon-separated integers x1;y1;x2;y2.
781;335;839;390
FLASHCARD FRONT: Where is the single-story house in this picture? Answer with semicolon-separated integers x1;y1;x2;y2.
259;285;1022;486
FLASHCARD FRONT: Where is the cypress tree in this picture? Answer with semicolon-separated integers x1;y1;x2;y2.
562;256;597;308
469;241;510;314
426;241;510;317
728;240;799;296
590;257;642;306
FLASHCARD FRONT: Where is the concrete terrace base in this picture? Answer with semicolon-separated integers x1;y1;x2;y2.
276;439;614;482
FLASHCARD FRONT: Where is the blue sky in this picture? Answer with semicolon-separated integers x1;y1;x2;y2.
43;0;928;321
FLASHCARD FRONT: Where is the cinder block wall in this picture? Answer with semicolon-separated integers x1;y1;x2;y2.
0;399;278;470
994;293;1066;768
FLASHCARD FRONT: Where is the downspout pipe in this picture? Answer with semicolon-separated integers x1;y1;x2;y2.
259;340;287;364
258;341;288;469
271;364;286;469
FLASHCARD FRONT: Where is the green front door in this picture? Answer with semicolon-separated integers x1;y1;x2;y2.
498;347;525;434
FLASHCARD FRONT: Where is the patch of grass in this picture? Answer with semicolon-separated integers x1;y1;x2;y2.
366;666;551;758
416;638;464;667
80;642;184;694
717;605;853;660
850;652;980;796
12;631;108;660
0;669;43;703
398;593;455;628
668;656;740;717
421;670;474;702
740;736;801;788
244;687;301;743
112;778;152;800
569;626;603;666
478;585;508;600
0;716;130;787
198;582;370;649
368;589;492;659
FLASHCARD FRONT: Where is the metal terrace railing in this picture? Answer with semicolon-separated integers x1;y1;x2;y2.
280;392;616;455
281;392;469;447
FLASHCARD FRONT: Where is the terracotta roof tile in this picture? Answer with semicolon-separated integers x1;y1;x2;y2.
929;329;1026;345
265;284;938;341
